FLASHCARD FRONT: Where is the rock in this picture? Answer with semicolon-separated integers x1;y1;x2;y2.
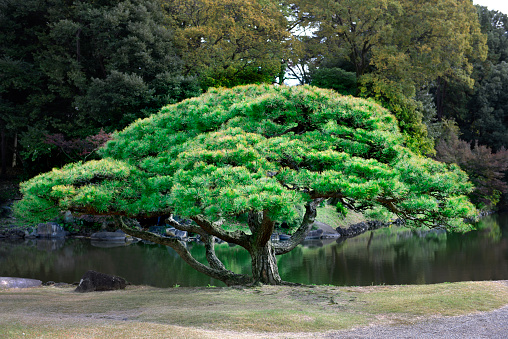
37;222;66;238
91;231;127;242
336;220;389;237
306;229;324;239
25;229;37;239
279;234;291;241
74;270;127;293
170;215;193;226
63;210;74;224
174;230;188;239
1;228;26;239
0;277;42;289
165;228;188;239
165;227;176;235
0;204;13;218
149;226;167;235
321;233;340;239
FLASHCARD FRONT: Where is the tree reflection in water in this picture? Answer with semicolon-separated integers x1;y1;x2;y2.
0;214;507;287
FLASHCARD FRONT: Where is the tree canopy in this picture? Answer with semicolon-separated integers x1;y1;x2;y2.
16;85;476;285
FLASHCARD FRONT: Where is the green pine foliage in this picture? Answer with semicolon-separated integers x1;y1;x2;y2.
16;85;476;231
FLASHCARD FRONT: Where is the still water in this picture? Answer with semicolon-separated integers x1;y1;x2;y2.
1;214;507;287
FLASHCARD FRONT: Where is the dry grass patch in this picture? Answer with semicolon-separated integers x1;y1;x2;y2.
1;281;507;338
349;281;508;317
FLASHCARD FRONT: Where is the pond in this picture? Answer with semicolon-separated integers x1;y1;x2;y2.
1;213;507;287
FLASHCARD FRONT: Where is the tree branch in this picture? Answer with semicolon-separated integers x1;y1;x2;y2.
191;215;251;248
274;198;324;255
165;214;205;236
203;234;227;270
116;216;253;286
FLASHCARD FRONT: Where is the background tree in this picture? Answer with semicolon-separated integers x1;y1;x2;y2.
0;0;200;174
465;61;508;150
430;6;508;210
310;67;357;96
15;85;476;285
0;0;49;176
287;0;486;155
435;130;508;210
163;0;290;89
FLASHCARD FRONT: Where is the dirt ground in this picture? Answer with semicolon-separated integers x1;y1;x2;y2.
1;281;507;338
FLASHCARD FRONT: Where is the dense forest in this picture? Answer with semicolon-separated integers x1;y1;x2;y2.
1;0;507;211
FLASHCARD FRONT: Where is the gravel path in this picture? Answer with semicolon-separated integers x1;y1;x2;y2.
326;305;508;339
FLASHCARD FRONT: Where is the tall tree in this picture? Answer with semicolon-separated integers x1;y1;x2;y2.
446;7;508;152
163;0;290;88
0;0;200;173
16;85;477;285
288;0;486;155
0;0;50;174
465;61;508;150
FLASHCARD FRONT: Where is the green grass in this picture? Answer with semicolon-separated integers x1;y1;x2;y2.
316;204;367;229
1;281;507;338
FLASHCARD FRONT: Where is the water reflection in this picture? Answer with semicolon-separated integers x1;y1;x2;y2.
0;214;506;287
279;213;508;285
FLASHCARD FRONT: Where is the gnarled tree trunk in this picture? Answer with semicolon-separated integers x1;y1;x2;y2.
250;242;282;285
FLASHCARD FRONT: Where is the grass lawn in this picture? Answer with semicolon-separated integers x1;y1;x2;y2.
1;281;507;338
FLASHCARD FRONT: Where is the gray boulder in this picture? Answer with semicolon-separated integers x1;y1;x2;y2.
174;230;188;239
90;231;127;242
336;220;388;237
0;277;42;289
75;270;127;293
37;222;66;238
306;229;324;239
0;228;26;239
165;227;188;239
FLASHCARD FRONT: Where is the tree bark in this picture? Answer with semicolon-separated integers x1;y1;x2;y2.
11;133;17;168
1;128;6;178
250;242;282;285
203;234;227;271
273;198;324;255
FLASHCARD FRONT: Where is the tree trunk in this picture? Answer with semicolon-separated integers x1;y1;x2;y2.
250;242;282;285
12;133;17;168
1;128;6;178
435;76;446;121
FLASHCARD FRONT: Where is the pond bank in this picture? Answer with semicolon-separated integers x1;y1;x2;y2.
1;281;507;338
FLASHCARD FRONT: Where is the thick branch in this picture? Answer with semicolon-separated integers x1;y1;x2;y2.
191;215;251;248
274;198;324;255
165;214;205;236
203;234;227;270
116;217;252;286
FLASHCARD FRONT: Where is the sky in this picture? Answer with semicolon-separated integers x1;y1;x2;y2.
474;0;508;15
